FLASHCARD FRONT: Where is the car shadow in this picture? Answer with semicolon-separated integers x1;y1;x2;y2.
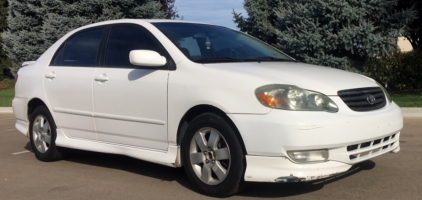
23;142;376;198
49;145;197;192
24;142;32;151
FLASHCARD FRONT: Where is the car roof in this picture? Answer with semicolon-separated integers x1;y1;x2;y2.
37;19;237;70
67;19;233;39
89;19;213;27
72;19;223;32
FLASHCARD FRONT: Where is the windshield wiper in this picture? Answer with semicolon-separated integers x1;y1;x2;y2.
245;57;294;62
194;57;243;63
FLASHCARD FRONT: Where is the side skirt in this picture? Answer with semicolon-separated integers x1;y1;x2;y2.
55;129;181;168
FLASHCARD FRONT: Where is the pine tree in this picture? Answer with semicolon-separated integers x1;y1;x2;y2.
156;0;179;19
396;0;421;50
2;0;166;74
0;0;12;80
234;0;416;71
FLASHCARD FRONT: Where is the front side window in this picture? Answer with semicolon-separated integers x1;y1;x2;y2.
153;23;294;63
105;26;161;67
58;28;104;66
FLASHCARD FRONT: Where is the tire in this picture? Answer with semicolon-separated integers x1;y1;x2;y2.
181;113;246;197
29;106;63;161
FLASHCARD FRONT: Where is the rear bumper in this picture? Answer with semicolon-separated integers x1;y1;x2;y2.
12;97;29;137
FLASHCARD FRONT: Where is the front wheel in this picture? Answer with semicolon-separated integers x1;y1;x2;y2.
182;113;246;197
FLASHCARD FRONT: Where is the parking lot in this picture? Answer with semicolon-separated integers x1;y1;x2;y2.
0;112;421;199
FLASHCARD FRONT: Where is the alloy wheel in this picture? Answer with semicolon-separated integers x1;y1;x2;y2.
189;127;231;185
32;115;52;153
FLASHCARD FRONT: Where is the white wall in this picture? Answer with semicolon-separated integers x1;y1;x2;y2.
397;37;413;52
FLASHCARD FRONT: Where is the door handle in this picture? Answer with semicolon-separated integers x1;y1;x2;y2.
45;72;56;79
94;75;109;82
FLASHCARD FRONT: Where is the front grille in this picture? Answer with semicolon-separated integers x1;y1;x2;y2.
338;87;386;111
347;133;398;161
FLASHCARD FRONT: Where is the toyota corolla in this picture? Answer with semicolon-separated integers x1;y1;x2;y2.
12;19;403;197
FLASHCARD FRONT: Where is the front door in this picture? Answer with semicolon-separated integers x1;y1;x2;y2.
93;25;169;150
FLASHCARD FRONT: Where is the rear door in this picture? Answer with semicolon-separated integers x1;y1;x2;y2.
92;24;171;150
44;27;106;140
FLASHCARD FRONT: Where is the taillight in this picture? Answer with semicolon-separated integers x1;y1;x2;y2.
15;74;18;84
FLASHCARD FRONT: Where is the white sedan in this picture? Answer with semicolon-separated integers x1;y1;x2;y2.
12;19;403;197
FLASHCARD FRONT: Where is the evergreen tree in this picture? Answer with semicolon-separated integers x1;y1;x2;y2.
156;0;179;19
234;0;416;70
2;0;165;74
0;0;12;80
396;0;421;50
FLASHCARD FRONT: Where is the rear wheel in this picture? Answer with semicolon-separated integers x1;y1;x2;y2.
29;106;63;161
182;113;245;197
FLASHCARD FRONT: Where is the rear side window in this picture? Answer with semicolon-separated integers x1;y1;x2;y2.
53;28;104;66
50;44;65;66
105;26;162;67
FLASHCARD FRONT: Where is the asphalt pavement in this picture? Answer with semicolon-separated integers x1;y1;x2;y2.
0;113;421;199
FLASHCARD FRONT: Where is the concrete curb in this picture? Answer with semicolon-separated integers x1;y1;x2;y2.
401;108;422;118
1;107;422;117
0;107;13;113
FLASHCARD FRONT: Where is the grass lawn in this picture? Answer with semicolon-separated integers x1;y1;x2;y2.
0;88;420;108
391;94;422;107
0;89;14;107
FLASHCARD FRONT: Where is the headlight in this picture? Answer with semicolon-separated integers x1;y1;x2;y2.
255;84;338;112
376;82;392;103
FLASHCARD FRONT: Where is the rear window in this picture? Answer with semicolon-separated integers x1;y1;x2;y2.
51;28;104;66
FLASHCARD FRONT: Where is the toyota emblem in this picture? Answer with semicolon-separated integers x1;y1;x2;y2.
367;94;376;105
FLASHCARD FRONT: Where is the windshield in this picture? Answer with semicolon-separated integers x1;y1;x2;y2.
152;23;294;63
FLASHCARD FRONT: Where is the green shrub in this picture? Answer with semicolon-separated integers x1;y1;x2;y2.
0;78;14;90
363;50;422;90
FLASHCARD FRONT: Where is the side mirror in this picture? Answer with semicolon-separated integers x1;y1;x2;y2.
129;50;167;67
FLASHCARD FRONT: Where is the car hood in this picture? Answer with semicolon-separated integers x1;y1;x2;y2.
204;62;377;95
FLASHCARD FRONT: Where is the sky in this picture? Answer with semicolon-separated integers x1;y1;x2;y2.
174;0;247;29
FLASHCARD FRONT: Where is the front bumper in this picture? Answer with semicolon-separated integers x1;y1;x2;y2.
245;155;352;182
228;100;403;182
